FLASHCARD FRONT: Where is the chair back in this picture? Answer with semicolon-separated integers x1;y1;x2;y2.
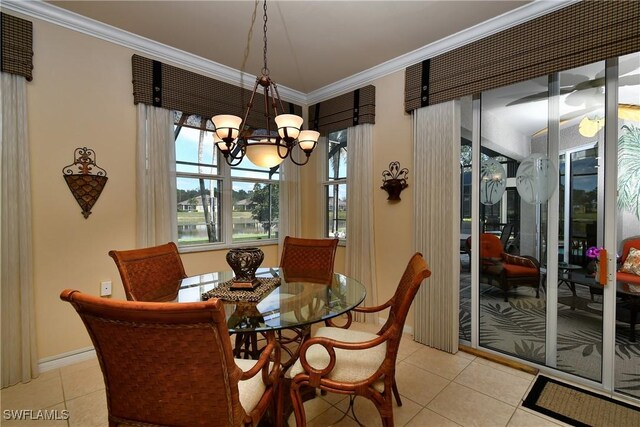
379;253;431;349
620;236;640;264
480;233;504;258
279;236;339;284
500;224;514;249
60;290;245;427
109;242;186;301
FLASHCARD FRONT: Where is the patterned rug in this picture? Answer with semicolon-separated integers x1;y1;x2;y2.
523;375;640;426
458;267;640;399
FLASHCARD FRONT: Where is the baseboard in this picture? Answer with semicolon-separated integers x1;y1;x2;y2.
38;347;96;372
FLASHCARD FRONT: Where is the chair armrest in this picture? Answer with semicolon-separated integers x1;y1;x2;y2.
239;331;281;386
297;332;388;382
324;299;392;329
353;300;392;314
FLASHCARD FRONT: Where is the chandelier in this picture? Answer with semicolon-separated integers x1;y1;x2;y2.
211;0;319;168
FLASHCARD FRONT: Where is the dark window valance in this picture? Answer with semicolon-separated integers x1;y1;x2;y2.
405;1;640;112
131;55;302;129
308;85;375;135
1;13;33;81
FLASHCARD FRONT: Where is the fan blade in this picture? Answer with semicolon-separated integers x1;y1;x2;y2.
506;88;574;107
619;74;640;87
560;73;591;86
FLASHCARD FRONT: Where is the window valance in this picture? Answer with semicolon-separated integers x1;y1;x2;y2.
308;85;375;135
131;55;302;130
1;13;33;81
405;0;640;112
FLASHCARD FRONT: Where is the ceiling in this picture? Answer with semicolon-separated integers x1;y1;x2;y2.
47;0;531;93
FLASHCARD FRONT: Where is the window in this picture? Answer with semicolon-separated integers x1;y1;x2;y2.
324;129;347;239
174;112;279;248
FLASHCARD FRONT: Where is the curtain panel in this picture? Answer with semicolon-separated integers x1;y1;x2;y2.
278;160;302;260
345;124;378;324
412;102;460;353
136;104;178;247
0;13;33;81
1;72;38;387
131;55;302;131
405;0;640;111
308;85;375;135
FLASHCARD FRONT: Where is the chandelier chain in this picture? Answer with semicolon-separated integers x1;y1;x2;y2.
262;0;269;76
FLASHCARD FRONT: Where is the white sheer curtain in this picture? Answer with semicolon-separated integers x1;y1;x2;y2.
345;124;378;323
278;159;301;259
1;72;38;387
412;102;460;353
136;104;177;247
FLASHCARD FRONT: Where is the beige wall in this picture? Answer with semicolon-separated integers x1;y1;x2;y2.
24;15;417;361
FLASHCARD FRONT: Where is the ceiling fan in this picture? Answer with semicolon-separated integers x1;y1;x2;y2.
530;104;640;138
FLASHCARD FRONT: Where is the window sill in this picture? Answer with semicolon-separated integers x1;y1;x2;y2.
178;239;279;254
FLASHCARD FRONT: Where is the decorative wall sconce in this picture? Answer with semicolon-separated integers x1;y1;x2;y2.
381;161;409;201
62;147;108;218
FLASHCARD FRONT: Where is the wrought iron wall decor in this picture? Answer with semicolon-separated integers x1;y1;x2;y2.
381;161;409;201
62;147;108;219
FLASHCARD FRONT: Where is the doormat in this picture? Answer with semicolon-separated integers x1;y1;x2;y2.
523;375;640;427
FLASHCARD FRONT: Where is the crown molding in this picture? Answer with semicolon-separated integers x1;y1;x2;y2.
306;0;579;105
3;0;578;107
1;0;307;105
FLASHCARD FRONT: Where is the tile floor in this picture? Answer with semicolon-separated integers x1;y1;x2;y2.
1;322;569;427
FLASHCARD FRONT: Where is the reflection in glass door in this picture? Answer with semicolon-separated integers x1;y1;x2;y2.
614;52;640;399
478;76;548;364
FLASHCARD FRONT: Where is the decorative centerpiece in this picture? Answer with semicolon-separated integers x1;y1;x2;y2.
226;247;264;290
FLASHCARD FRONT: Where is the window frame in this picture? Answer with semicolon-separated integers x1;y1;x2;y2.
322;129;348;243
174;116;280;252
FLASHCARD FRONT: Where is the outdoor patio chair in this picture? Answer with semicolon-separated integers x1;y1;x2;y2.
480;233;541;302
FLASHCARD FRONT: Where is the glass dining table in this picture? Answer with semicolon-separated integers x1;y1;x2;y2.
177;268;366;425
177;267;366;334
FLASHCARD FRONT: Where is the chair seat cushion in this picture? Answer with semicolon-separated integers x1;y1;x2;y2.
235;358;268;414
502;263;538;277
287;327;387;387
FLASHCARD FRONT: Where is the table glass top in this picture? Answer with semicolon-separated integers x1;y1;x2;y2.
178;268;366;333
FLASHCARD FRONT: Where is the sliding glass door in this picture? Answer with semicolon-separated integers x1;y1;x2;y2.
460;52;640;401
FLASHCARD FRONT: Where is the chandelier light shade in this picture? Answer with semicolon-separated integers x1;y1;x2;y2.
212;0;319;168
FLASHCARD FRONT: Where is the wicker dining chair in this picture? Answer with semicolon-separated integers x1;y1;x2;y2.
288;252;431;427
60;289;280;427
279;236;339;284
108;242;186;301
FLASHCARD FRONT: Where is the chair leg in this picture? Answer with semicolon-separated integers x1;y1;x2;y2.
392;381;402;406
290;382;306;427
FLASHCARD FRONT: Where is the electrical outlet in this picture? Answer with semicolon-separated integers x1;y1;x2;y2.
100;281;112;297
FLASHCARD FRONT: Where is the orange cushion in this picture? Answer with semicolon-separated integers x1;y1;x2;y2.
479;234;503;258
620;247;640;276
617;271;640;285
503;263;538;277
